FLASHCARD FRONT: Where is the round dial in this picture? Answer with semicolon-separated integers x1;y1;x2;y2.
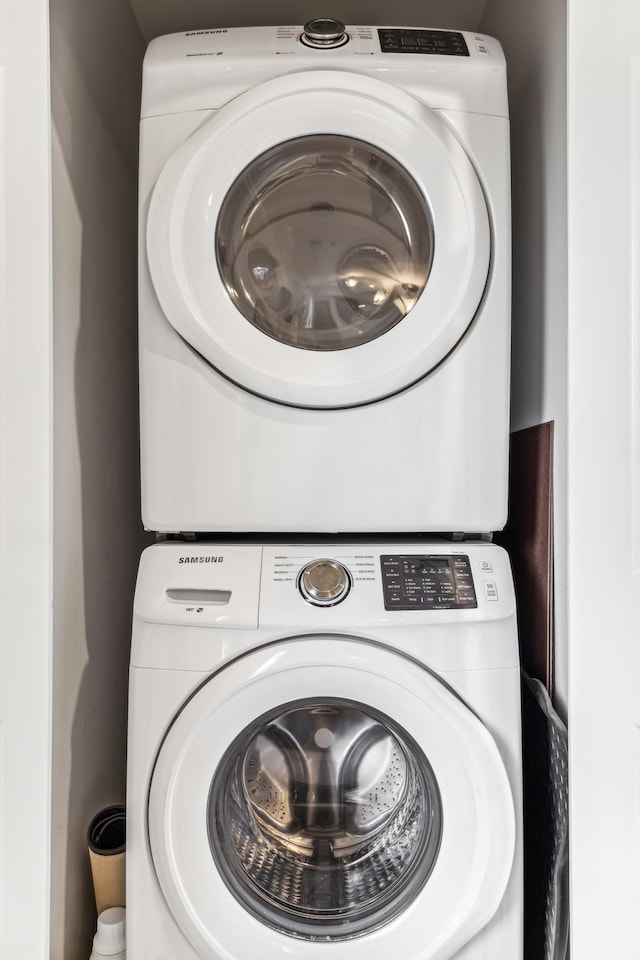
301;18;349;48
298;559;351;605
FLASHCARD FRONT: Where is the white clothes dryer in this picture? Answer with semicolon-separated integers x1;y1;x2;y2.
138;24;511;535
127;540;523;960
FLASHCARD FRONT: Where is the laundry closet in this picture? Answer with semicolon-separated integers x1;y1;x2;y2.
1;0;638;958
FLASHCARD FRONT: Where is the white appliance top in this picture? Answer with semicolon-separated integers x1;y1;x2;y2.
141;24;507;117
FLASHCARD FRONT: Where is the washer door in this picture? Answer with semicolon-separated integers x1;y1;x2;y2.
146;71;490;408
148;637;515;960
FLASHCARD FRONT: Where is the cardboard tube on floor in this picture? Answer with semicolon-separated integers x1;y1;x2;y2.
87;805;126;914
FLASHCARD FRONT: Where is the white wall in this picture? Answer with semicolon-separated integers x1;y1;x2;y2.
0;1;53;957
129;0;487;43
566;1;640;951
480;0;569;717
49;0;145;955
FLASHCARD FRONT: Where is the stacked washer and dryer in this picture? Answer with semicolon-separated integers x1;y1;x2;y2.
128;21;523;960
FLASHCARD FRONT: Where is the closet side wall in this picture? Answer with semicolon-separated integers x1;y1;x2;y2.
566;1;640;951
49;1;145;956
480;0;568;716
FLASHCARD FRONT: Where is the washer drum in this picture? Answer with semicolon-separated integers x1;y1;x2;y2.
209;699;442;941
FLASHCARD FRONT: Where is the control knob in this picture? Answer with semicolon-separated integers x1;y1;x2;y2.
301;18;349;48
298;558;351;606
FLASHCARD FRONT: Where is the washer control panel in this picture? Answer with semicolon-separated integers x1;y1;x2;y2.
381;554;477;610
258;544;510;624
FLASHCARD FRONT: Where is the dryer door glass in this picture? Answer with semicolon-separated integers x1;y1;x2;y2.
208;697;442;940
216;135;434;351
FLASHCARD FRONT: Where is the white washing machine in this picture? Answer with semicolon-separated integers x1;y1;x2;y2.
138;23;511;535
127;540;523;960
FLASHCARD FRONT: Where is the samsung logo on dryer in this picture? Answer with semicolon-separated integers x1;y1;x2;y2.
178;555;225;564
185;29;228;36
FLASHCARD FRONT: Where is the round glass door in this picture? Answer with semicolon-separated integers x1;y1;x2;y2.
146;71;491;408
216;136;434;351
209;698;442;940
147;637;515;960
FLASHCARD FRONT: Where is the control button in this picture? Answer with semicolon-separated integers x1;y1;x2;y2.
479;560;493;573
301;18;349;48
299;558;351;606
483;580;499;601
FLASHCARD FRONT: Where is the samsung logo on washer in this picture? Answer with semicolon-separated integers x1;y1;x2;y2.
178;555;224;564
185;29;228;35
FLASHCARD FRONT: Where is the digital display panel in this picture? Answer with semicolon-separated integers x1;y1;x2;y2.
380;554;477;611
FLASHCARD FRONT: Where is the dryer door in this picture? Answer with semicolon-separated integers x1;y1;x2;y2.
148;636;515;960
146;71;491;408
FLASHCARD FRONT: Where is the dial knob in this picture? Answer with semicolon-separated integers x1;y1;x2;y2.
299;559;351;606
301;18;348;48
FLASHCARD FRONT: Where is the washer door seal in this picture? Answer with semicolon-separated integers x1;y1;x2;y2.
146;71;491;408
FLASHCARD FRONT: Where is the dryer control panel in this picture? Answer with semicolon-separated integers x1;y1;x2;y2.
381;554;477;611
378;29;469;56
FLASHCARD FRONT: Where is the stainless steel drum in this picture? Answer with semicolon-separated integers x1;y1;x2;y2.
209;698;442;940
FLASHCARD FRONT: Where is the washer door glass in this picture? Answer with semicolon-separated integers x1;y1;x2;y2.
216;136;434;351
209;698;442;940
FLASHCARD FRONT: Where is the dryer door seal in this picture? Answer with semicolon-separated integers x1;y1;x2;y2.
146;71;491;408
147;636;515;960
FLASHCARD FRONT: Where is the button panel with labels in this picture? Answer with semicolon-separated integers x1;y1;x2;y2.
378;29;469;56
381;554;477;610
